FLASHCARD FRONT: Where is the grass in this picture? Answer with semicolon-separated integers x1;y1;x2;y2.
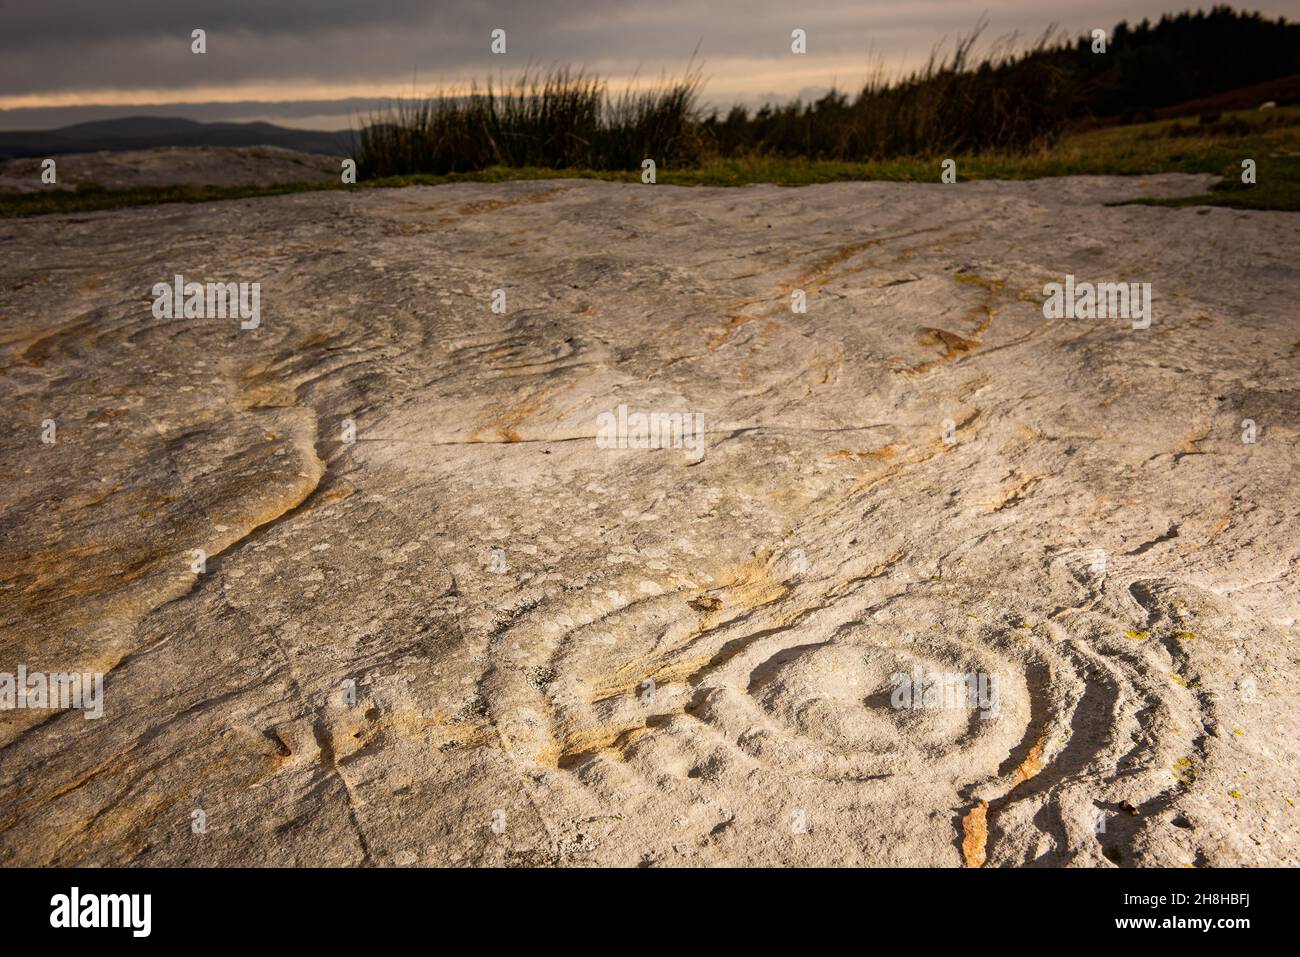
354;68;706;178
0;181;339;217
3;107;1297;217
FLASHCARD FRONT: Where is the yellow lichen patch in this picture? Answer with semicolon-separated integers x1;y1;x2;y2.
598;648;704;700
917;326;978;357
327;708;495;763
240;380;300;410
0;423;323;749
949;727;1046;867
954;273;1007;293
825;550;906;597
713;549;789;612
0;746;270;865
547;716;677;769
961;800;989;868
456;187;571;217
89;406;131;423
844;413;979;496
593;553;794;702
1;316;97;370
784;239;879;293
591;655;715;703
297;332;339;350
781;227;945;295
1013;736;1048;786
827;443;905;461
469;380;576;443
706;312;761;350
1176;429;1209;457
311;484;355;508
990;472;1044;511
897;275;1000;375
236;354;313;409
1173;757;1197;786
0;541;163;617
1191;510;1232;552
1124;629;1150;642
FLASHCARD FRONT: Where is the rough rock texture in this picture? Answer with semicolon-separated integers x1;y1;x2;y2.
0;146;341;193
0;174;1295;867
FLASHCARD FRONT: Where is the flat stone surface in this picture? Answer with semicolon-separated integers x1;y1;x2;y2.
0;174;1295;866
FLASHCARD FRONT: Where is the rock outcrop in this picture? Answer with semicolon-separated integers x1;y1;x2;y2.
0;174;1295;866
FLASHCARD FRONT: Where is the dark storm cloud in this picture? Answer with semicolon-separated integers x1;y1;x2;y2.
2;1;1297;107
0;2;1183;93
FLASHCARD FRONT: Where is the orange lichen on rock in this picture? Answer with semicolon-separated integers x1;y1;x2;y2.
961;801;989;867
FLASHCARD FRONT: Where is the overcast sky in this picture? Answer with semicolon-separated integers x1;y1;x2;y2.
2;1;1297;129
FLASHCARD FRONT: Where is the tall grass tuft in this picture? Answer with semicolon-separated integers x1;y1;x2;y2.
355;68;705;178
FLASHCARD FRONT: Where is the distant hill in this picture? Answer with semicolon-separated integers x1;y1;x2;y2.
0;117;351;159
